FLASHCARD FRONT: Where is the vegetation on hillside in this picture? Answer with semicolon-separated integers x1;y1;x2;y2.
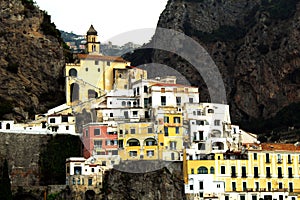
240;103;300;142
39;135;82;185
0;159;12;200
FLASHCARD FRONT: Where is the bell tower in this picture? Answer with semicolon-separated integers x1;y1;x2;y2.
86;25;100;54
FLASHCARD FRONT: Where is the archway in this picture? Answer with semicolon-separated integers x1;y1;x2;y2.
68;68;77;77
127;138;140;146
144;138;157;146
70;83;79;102
88;89;98;99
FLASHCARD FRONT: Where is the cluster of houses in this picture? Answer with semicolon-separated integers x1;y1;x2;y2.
2;25;300;199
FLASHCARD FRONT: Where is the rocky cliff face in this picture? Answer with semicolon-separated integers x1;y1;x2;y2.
103;162;186;200
0;0;66;121
128;0;300;129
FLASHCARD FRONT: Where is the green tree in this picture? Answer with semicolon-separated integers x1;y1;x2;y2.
0;159;12;200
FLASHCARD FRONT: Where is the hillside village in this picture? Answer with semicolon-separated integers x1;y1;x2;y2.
1;25;300;200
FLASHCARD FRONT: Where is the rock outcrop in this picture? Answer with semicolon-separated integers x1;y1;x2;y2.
0;0;66;121
103;162;186;200
127;0;300;129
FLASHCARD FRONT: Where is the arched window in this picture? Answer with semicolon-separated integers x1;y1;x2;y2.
70;83;79;102
68;68;77;77
197;166;208;174
122;101;126;106
208;109;214;113
210;167;215;174
127;101;131;107
144;138;157;146
88;89;98;99
0;122;2;129
127;138;140;146
6;123;10;130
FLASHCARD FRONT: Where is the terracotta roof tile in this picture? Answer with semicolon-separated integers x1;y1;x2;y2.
261;143;300;152
77;54;128;62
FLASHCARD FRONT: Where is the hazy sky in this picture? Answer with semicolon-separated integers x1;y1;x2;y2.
35;0;168;45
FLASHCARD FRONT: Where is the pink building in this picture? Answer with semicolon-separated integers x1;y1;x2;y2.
82;123;118;158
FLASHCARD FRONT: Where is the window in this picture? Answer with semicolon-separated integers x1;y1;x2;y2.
232;182;236;191
255;182;259;191
107;61;110;66
231;166;236;177
252;195;257;200
170;141;176;150
74;167;82;175
164;126;168;136
148;127;153;133
130;128;135;134
94;140;102;149
289;182;294;192
95;60;99;65
98;68;100;72
267;182;271;191
225;196;229;200
210;167;215;174
144;86;148;93
161;96;166;106
189;185;193;190
175;127;179;134
132;111;138;117
176;97;181;106
147;150;154;157
110;113;113;117
49;118;55;123
278;167;283;178
164;116;169;123
214;120;220;126
266;153;270;163
254;167;259;178
161;88;165;93
221;166;226;174
199;181;204;190
279;182;283;189
242;182;247;191
94;128;100;136
137;87;140;95
88;178;92;186
66;126;69;130
191;169;194;174
69;68;78;77
240;195;245;200
85;129;88;137
91;168;94;172
122;101;126;106
189;98;193;103
266;167;271;178
127;101;131;107
288;154;292;163
242;166;247;178
129;151;137;157
85;67;88;72
174;117;180;123
197;167;208;174
253;153;257;160
61;115;68;122
277;154;282;163
288;167;293;178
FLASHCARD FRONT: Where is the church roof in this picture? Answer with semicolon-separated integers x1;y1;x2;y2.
87;25;98;35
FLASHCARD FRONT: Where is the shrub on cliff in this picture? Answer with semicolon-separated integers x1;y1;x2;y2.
0;159;12;200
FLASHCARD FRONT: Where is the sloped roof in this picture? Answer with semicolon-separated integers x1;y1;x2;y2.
261;143;300;152
87;25;97;35
77;54;128;62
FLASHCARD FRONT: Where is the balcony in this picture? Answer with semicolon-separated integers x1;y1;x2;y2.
241;174;247;178
277;159;282;164
231;173;237;178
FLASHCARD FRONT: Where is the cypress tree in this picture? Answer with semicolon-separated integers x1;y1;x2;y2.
0;159;12;200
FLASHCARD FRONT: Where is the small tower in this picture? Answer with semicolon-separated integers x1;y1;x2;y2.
86;25;100;54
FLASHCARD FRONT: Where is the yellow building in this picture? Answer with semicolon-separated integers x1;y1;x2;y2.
118;122;158;160
156;106;184;161
183;143;300;200
65;25;131;106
